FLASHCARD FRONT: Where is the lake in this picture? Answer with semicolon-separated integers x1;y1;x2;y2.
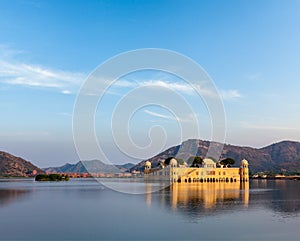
0;178;299;240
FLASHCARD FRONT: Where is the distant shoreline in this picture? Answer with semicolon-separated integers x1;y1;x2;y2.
1;175;299;180
251;175;300;180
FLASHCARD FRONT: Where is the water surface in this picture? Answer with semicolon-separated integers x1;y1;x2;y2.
0;178;299;240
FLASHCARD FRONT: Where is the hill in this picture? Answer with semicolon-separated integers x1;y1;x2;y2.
115;163;135;172
43;160;134;174
130;139;300;174
0;151;45;177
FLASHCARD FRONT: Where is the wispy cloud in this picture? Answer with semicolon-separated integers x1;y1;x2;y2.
142;80;195;95
61;90;72;95
0;45;86;93
115;79;242;101
114;79;195;95
114;80;136;88
144;109;175;120
220;89;242;100
144;109;195;123
0;45;242;100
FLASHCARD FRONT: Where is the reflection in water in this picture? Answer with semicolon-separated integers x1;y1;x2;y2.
146;182;249;217
0;179;299;240
146;180;300;218
0;189;31;207
251;180;300;215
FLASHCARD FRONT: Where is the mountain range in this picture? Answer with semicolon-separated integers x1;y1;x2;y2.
131;139;300;174
1;139;300;177
0;151;135;176
43;160;135;174
0;151;44;177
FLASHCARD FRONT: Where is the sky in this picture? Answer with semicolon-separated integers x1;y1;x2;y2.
0;0;300;167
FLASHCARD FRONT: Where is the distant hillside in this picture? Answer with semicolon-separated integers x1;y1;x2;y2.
0;151;44;177
44;160;134;174
131;139;300;173
115;163;135;172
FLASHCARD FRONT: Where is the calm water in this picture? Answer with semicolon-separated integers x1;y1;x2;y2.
0;178;299;240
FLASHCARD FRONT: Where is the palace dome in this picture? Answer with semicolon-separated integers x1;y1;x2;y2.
203;158;216;168
241;159;248;166
170;158;177;167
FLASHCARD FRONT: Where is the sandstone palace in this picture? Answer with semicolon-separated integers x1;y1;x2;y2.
144;158;249;184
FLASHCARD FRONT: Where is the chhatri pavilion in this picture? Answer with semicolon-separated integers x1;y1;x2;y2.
144;158;249;184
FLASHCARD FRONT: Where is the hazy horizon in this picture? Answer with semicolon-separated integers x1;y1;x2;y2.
2;138;299;169
1;0;300;167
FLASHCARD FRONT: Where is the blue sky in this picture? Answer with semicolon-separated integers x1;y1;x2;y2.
0;0;300;167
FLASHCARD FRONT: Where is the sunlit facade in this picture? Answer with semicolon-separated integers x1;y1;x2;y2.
144;158;249;184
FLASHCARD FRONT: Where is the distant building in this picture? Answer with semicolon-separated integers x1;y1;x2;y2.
131;170;141;175
144;158;249;183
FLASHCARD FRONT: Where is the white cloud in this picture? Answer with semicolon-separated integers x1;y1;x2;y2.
115;79;241;101
114;80;136;88
144;109;195;123
144;109;174;120
142;80;195;95
0;45;86;92
61;90;72;95
0;45;242;101
115;79;195;95
220;89;242;100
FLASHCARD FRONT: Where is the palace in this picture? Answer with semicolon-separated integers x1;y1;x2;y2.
144;158;249;184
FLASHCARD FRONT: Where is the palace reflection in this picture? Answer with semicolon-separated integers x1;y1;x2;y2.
146;180;300;218
145;182;250;216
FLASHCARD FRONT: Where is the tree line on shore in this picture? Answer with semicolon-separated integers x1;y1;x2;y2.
35;173;70;181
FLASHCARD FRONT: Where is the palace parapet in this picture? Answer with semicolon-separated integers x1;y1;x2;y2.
144;158;249;184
